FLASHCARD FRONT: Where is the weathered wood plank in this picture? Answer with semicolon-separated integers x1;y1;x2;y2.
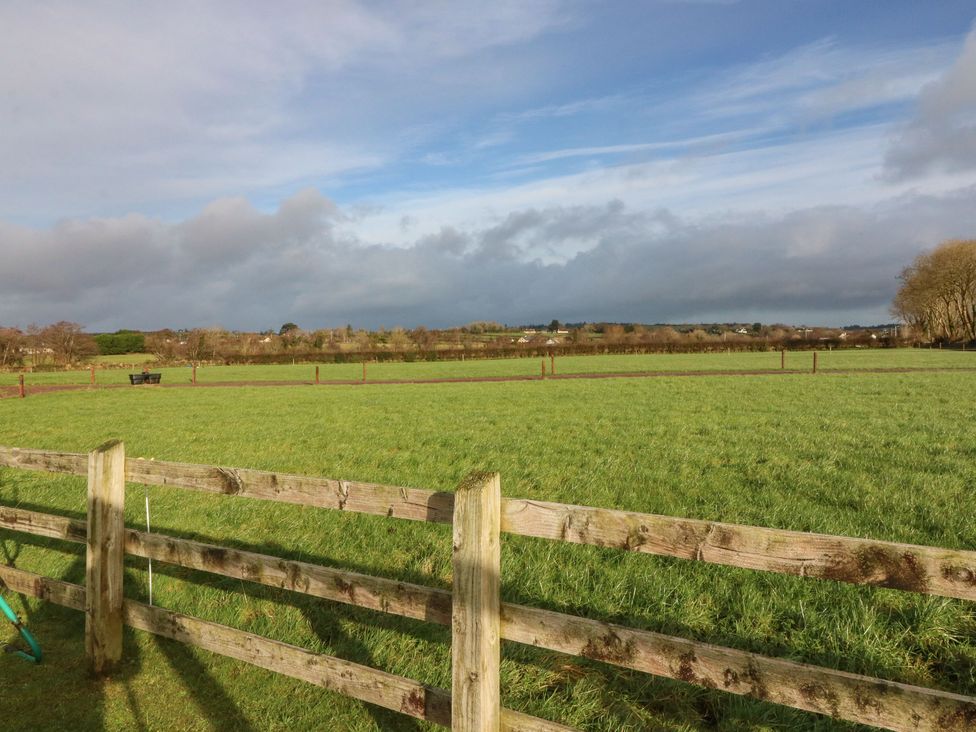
501;499;976;601
452;472;502;732
3;446;975;601
86;439;126;675
0;446;87;475
0;564;85;610
124;600;455;725
124;456;456;523
500;604;976;732
2;509;973;730
0;505;87;543
123;529;454;625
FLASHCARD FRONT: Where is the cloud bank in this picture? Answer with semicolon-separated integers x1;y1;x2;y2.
3;186;975;331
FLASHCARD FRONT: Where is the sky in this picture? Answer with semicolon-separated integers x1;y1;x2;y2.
1;0;975;331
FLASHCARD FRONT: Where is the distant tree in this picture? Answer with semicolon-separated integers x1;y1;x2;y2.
893;239;976;342
278;322;299;337
549;319;561;332
183;328;225;362
39;321;97;365
752;322;762;333
0;328;24;368
603;324;625;343
94;330;145;355
388;328;410;351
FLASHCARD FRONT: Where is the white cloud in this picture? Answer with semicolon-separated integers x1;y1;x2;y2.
0;1;569;221
885;25;976;179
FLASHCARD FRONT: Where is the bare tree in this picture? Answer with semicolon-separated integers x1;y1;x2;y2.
0;328;24;368
38;321;97;366
893;239;976;342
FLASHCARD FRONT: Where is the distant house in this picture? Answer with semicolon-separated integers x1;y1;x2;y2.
735;328;748;335
838;332;848;339
523;329;537;334
546;338;560;345
517;336;530;344
556;329;569;335
259;336;273;343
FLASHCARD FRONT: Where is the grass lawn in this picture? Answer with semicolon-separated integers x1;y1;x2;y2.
1;347;973;387
1;369;974;730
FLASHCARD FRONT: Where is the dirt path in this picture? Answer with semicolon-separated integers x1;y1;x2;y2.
3;366;975;399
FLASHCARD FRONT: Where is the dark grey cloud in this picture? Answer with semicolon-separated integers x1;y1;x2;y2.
885;26;976;180
2;186;975;331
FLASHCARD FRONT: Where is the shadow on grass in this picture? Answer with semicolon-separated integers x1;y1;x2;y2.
0;531;260;732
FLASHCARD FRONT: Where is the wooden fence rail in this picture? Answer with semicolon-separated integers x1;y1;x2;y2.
1;444;975;730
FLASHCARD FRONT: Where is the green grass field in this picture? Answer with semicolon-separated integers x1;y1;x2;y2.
2;347;973;387
1;355;974;730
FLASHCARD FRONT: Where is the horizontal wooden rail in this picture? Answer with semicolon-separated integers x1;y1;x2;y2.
3;506;975;731
500;499;976;601
0;447;454;522
0;564;570;732
3;446;975;601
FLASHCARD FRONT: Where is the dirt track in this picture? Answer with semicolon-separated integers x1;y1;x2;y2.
3;366;975;399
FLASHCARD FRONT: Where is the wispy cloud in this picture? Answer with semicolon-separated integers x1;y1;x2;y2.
513;130;753;165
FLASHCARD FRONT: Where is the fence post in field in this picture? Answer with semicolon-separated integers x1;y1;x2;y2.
192;364;197;385
86;439;126;675
362;362;367;383
781;350;785;370
452;472;501;732
18;373;25;398
813;352;818;374
315;365;320;385
550;353;555;375
541;359;546;380
90;364;96;385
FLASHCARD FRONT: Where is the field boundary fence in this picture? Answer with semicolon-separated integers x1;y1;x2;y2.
0;442;974;731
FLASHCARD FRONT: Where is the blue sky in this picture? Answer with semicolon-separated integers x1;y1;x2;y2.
1;1;975;330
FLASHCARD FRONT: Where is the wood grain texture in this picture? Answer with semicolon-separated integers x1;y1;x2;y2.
452;472;502;732
86;439;126;675
3;446;974;601
500;499;976;601
2;507;974;730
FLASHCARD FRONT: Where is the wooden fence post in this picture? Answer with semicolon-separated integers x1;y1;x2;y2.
86;439;126;675
362;362;367;383
550;353;555;376
452;472;501;732
781;350;785;370
541;360;546;380
18;374;25;398
192;364;197;385
813;352;818;374
90;364;96;385
315;365;320;384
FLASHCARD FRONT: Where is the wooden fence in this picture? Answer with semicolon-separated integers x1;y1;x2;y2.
0;442;974;731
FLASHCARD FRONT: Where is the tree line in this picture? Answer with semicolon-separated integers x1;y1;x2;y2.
892;239;976;343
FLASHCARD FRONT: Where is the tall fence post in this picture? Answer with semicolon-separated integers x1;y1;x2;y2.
550;353;555;376
315;365;320;385
781;350;785;370
813;352;818;374
86;439;126;676
362;362;367;383
90;364;96;386
541;359;546;380
18;374;25;398
192;364;197;385
452;472;501;732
